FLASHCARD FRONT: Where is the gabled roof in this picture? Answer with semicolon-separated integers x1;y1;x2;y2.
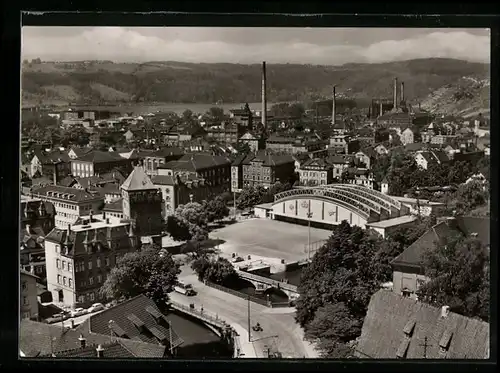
162;154;231;172
301;158;333;170
391;217;490;268
355;290;489;359
76;150;125;163
20;319;165;358
242;151;295;167
150;147;184;158
121;167;156;191
102;198;124;213
31;185;103;203
151;175;176;186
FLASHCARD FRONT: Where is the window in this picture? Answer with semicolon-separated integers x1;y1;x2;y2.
68;263;72;272
97;274;102;283
69;279;73;288
57;275;61;284
96;257;101;268
90;292;95;301
78;295;85;303
105;257;110;267
55;245;60;253
63;277;67;286
89;277;94;285
62;261;66;270
22;281;27;291
88;261;92;270
23;295;29;305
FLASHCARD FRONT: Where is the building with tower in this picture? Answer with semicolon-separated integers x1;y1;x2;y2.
121;166;163;237
44;212;140;309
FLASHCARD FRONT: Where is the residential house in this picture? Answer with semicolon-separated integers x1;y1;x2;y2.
329;134;351;154
143;147;185;176
124;129;139;143
400;127;420;146
390;216;489;298
414;150;450;170
354;148;377;169
355;289;489;359
327;154;352;180
374;143;389;156
342;167;374;189
391;196;445;218
20;318;166;358
20;269;40;321
44;213;140;308
430;134;460;146
20;196;55;279
71;150;134;178
241;151;295;189
356;127;376;146
299;158;334;186
239;131;263;152
158;153;232;194
30;149;71;183
30;185;105;229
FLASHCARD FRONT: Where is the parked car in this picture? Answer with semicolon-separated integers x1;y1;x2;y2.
87;303;105;313
70;308;87;318
232;256;244;263
45;312;69;324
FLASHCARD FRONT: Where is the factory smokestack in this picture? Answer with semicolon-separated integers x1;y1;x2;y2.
261;61;267;128
379;100;383;117
393;77;398;110
331;85;336;126
401;81;405;104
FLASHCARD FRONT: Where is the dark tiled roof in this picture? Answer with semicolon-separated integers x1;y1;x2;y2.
358;147;376;158
150;147;184;158
301;158;333;170
432;150;451;163
355;290;489;359
88;295;183;349
231;154;248;167
21;199;55;220
162;154;231;172
391;217;490;267
242;151;295;167
151;175;176;186
404;143;427;153
31;185;104;203
44;222;132;257
326;155;350;165
102;199;123;212
76;150;125;163
59;176;77;187
69;146;94;158
49;342;135;358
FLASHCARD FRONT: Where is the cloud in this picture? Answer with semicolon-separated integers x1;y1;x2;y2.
22;27;490;65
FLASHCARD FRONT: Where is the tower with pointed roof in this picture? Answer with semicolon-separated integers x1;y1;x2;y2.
121;166;162;236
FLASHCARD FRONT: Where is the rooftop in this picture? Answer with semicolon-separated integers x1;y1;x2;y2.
366;215;417;229
355;290;489;359
121;166;156;191
31;185;104;203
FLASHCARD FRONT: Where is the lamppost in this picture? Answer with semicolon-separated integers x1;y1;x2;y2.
306;212;313;260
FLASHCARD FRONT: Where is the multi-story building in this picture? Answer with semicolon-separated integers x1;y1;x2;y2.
354;148;377;169
158;154;231;192
30;185;105;229
342;167;374;189
230;154;246;193
20;269;39;320
30;149;71;183
327;154;352;180
329;134;351;153
121;167;163;237
229;108;253;127
299;158;334;186
206;122;245;145
143;147;184;176
44;213;140;308
376;112;412;129
20;195;55;279
239;132;263;152
240;151;295;189
400;127;417;145
71;150;134;178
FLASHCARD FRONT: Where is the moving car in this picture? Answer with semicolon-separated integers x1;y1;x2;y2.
87;303;105;313
174;282;196;296
70;307;87;318
45;312;70;324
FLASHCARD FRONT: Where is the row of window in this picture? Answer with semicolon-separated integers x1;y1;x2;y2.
55;202;77;210
75;256;112;272
72;163;94;172
56;259;73;272
301;171;327;178
57;274;73;288
77;291;96;303
80;274;103;287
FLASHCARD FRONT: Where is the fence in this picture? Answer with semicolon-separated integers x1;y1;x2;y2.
205;281;272;307
236;270;298;293
303;239;328;256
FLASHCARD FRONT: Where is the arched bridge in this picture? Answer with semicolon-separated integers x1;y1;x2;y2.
236;270;299;299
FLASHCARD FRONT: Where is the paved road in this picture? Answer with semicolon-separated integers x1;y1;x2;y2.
61;310;105;328
172;265;315;358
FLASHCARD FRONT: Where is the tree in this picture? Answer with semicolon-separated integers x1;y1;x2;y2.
100;245;180;309
235;142;251;155
417;234;490;322
165;215;193;241
175;202;208;228
305;302;361;357
207;107;225;123
182;109;194;123
203;195;229;223
191;256;237;285
453;180;489;215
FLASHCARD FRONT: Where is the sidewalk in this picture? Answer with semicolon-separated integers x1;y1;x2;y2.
230;321;259;358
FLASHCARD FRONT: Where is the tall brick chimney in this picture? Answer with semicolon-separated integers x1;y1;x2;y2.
401;81;405;103
331;85;336;126
261;61;267;128
393;77;398;110
379;100;383;117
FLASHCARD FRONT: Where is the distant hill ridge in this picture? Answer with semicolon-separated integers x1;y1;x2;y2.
22;58;490;114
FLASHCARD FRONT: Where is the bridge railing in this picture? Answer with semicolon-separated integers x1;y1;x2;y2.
205;281;271;307
168;300;228;329
236;270;298;293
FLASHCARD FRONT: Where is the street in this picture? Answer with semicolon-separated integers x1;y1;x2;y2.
172;265;318;358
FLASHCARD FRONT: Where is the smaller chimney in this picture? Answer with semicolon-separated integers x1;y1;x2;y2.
106;218;110;225
89;210;93;222
103;211;106;219
78;334;87;348
441;306;450;318
96;344;104;358
26;224;31;235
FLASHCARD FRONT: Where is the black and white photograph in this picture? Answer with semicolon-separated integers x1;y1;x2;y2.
19;24;491;360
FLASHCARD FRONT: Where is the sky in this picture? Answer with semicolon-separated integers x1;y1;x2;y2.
21;27;490;65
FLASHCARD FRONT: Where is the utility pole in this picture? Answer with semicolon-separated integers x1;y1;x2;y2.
307;211;313;260
419;336;429;358
169;320;174;356
247;294;251;342
233;190;237;219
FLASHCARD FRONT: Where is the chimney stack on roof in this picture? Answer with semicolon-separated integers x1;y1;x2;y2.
25;224;31;235
96;344;104;358
441;305;450;318
379;100;383;117
261;61;267;128
78;335;86;348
